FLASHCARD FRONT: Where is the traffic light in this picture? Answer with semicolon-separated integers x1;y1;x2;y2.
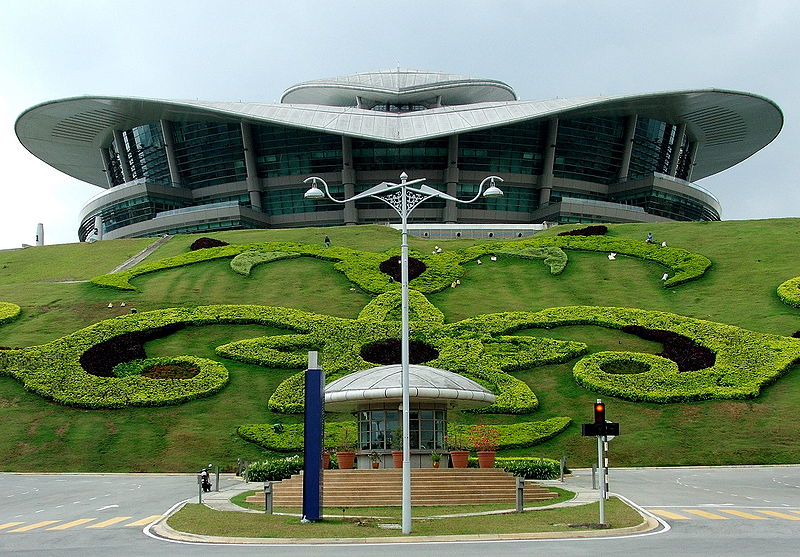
594;401;606;424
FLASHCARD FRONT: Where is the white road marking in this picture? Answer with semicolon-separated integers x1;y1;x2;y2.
96;504;119;511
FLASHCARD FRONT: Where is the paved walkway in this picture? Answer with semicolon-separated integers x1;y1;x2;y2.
109;234;172;273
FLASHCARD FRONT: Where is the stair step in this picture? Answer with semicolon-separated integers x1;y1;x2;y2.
244;468;558;507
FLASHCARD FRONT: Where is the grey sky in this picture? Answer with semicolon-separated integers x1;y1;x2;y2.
1;0;797;249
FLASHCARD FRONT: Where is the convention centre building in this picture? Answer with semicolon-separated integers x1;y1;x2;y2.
16;68;782;242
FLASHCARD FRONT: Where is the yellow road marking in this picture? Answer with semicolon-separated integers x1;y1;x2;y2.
683;509;729;519
9;521;60;532
718;509;769;520
0;522;25;530
85;516;132;528
47;518;97;530
756;510;800;520
124;515;163;527
790;510;800;516
649;509;691;520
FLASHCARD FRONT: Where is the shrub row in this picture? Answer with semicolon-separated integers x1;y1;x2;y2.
237;418;570;452
243;455;303;482
492;457;563;479
777;276;800;308
447;418;571;449
90;234;711;293
0;302;21;325
0;304;332;408
229;251;300;276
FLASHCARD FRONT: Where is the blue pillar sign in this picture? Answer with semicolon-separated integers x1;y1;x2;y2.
303;351;324;521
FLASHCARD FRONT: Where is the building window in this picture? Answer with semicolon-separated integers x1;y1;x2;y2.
356;404;446;451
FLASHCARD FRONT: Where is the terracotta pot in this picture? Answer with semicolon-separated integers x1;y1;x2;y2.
450;450;470;468
372;461;380;469
391;451;403;468
322;451;330;469
477;450;496;468
337;451;356;469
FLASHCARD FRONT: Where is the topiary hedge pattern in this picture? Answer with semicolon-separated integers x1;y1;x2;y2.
0;302;21;325
89;234;711;292
777;276;800;308
237;418;571;452
229;251;300;276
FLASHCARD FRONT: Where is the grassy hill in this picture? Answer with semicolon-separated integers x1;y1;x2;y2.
0;219;798;472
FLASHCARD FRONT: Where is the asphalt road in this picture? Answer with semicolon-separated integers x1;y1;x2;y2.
1;466;799;556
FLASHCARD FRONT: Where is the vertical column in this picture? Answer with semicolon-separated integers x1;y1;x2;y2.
538;118;558;206
112;129;133;183
100;148;115;188
618;114;638;182
341;136;358;225
668;123;687;176
685;141;699;181
302;351;324;522
160;120;182;187
240;122;262;210
443;135;459;223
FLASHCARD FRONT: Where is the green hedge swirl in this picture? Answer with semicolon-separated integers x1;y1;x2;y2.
777;276;800;308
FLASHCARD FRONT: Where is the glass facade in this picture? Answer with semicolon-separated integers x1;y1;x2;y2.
352;138;448;171
171;122;247;189
554;117;625;184
628;118;682;180
456;184;535;213
93;110;716;239
263;185;344;215
459;120;546;175
614;189;720;221
79;195;186;239
253;124;341;177
123;125;171;185
357;405;446;451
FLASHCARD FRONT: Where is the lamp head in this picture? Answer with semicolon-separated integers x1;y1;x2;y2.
303;178;325;200
482;177;504;198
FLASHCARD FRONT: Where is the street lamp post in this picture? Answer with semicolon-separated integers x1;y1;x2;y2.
303;172;503;534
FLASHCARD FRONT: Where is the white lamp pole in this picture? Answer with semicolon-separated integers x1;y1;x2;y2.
303;172;503;534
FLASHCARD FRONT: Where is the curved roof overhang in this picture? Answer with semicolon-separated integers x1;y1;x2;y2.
16;89;782;189
281;68;517;106
324;364;496;412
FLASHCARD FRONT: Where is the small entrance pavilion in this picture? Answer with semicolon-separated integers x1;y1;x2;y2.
324;364;496;468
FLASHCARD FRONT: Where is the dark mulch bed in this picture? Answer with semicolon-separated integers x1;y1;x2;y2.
379;256;427;282
557;225;608;237
190;237;230;251
361;339;440;365
621;325;716;371
80;324;186;377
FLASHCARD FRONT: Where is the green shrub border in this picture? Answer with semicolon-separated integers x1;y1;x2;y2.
90;235;711;293
777;276;800;308
0;302;21;325
236;418;571;452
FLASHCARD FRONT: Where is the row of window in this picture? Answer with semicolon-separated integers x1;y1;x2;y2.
107;115;692;192
356;408;447;451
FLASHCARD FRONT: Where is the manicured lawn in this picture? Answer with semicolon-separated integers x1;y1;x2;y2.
230;486;574;515
0;219;798;471
167;496;641;538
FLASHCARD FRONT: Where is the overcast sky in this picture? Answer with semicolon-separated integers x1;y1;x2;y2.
1;0;797;249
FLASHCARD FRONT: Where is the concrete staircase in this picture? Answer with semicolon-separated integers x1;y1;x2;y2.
246;468;558;507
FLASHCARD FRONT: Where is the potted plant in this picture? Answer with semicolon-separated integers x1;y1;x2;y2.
445;428;470;468
336;425;356;469
390;427;403;468
469;424;500;468
430;451;441;469
369;451;381;469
